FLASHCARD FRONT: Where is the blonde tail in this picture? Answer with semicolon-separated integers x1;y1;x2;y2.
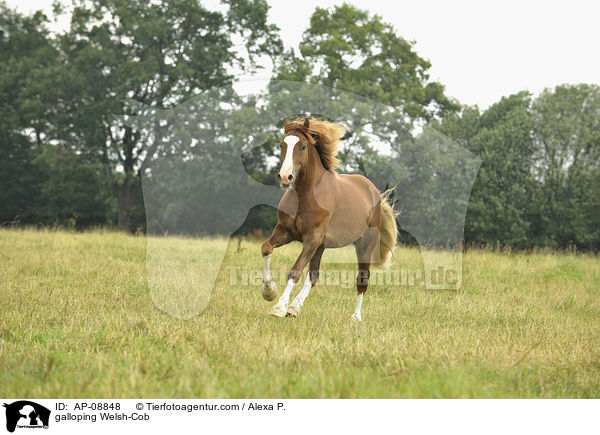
373;191;398;270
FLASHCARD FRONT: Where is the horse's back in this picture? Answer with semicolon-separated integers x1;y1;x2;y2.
336;173;380;205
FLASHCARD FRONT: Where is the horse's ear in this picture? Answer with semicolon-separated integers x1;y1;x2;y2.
303;118;310;129
283;118;290;129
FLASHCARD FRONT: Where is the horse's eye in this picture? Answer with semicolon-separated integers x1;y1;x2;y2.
301;144;307;150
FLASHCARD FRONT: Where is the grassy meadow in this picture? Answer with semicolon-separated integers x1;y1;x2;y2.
1;228;599;398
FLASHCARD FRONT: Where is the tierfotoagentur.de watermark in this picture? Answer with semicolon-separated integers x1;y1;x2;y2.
227;265;460;289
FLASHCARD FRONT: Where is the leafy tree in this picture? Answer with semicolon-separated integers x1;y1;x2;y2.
56;0;282;231
0;3;61;224
31;145;112;227
472;93;537;247
438;85;600;250
531;84;600;249
437;94;538;247
273;2;458;160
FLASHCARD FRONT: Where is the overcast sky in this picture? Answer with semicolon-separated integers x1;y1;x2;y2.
8;0;600;108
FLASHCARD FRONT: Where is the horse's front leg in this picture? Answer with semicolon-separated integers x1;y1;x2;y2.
286;245;324;317
269;233;324;317
261;224;292;301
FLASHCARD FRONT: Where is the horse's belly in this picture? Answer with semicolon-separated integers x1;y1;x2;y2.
323;231;360;248
323;211;369;248
320;174;380;248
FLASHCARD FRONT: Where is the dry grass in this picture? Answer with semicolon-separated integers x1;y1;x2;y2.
1;229;599;398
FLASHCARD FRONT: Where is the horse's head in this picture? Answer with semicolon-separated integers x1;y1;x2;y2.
278;118;314;189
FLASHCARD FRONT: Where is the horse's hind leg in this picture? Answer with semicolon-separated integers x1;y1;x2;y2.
287;245;324;317
352;231;378;322
261;224;292;301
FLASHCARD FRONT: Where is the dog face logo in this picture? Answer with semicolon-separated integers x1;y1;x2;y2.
3;401;50;432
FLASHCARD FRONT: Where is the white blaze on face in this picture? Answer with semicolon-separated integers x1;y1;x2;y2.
280;135;300;179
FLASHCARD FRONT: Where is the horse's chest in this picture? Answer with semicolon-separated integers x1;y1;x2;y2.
293;206;327;237
294;214;308;235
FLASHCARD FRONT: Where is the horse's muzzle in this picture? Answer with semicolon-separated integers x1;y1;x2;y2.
278;172;295;189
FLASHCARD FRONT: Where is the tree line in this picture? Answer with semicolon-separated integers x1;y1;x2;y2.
1;1;598;250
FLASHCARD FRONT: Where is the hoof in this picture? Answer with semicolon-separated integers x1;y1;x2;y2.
262;281;278;301
350;313;362;322
286;305;299;318
268;304;287;317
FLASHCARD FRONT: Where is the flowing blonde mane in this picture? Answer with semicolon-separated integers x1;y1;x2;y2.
284;118;345;172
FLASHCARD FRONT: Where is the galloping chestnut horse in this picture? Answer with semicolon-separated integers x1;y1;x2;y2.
261;118;397;321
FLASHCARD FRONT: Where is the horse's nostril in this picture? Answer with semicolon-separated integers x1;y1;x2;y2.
288;174;294;183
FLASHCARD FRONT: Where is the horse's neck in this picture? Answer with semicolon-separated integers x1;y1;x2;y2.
294;145;327;199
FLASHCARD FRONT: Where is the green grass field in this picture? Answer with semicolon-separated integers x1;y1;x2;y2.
1;229;599;398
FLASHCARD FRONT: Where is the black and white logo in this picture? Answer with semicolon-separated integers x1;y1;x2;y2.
3;401;50;433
